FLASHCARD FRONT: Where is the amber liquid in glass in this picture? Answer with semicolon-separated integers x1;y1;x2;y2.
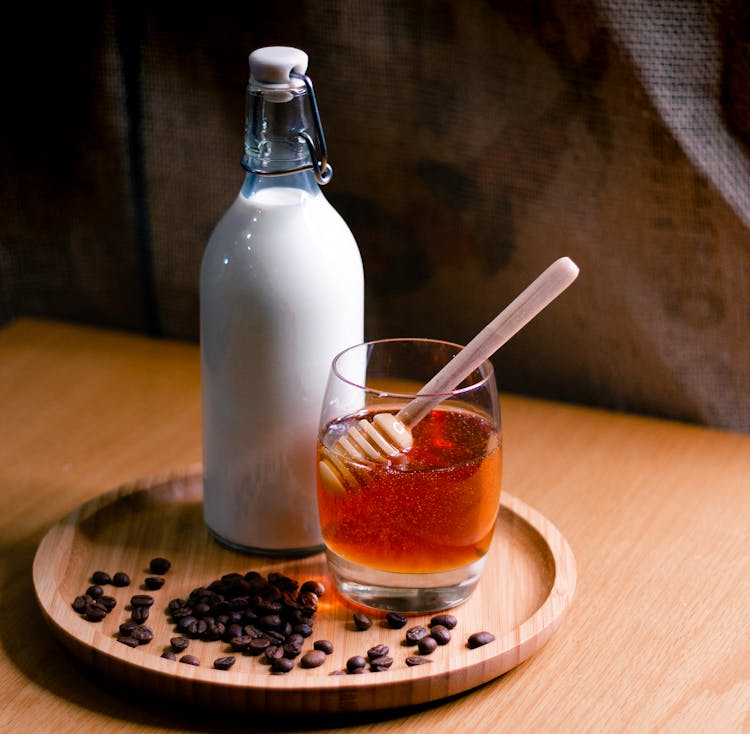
317;406;502;574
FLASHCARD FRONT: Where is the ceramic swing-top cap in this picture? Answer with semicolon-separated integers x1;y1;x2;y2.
249;46;308;85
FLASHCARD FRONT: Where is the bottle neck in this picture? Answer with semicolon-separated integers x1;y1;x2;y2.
243;82;317;178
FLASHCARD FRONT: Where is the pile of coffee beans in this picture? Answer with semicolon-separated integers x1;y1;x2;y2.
71;558;496;676
164;571;329;674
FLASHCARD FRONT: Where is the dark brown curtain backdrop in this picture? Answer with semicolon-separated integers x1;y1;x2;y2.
2;1;748;432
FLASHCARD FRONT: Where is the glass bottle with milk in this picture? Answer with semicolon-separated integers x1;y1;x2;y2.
200;46;364;554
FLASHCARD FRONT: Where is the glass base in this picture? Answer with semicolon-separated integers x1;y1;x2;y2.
325;547;486;613
206;526;323;557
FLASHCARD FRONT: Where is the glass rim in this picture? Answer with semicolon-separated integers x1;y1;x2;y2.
330;337;496;400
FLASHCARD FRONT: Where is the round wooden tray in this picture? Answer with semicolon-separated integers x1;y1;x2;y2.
33;467;575;714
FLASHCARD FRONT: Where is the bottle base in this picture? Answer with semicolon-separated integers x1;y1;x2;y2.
206;526;324;557
325;547;486;613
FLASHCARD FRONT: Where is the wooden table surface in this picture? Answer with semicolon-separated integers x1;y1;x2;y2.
1;318;749;733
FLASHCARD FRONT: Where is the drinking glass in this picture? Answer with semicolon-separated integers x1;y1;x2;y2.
316;338;502;613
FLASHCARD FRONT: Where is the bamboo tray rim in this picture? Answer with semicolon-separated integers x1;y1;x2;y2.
32;467;576;712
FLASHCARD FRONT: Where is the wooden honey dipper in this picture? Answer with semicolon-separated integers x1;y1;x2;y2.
319;257;580;493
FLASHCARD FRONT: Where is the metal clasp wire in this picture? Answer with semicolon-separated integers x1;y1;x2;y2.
290;71;333;185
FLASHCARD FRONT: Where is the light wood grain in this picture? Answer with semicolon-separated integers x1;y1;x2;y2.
2;318;750;733
32;469;574;713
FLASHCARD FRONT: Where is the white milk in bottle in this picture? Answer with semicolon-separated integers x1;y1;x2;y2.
200;47;364;554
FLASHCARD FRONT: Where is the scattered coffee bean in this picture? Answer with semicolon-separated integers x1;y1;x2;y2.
91;571;111;586
299;580;325;596
99;595;117;612
297;591;319;615
213;656;236;671
346;655;367;673
405;625;429;644
264;645;285;662
161;650;176;660
270;657;294;674
430;625;451;645
149;557;172;575
130;605;150;622
131;625;154;645
369;655;393;672
386;612;408;629
119;620;138;636
144;576;165;590
117;635;140;648
112;572;131;587
467;631;495;649
300;650;327;668
418;636;438;655
130;594;155;607
313;639;334;655
84;604;108;622
353;612;373;631
406;656;433;666
247;637;271;656
367;644;389;660
229;635;253;652
170;636;190;652
179;654;200;666
72;595;90;614
430;613;458;630
86;585;104;599
283;641;302;659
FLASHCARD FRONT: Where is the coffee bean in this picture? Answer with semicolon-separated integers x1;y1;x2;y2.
430;613;458;630
418;636;438;655
213;656;236;671
84;603;107;622
144;576;165;590
353;612;372;631
247;637;271;656
386;612;407;629
313;639;334;655
170;636;190;652
405;625;429;644
130;594;155;607
130;605;149;622
72;595;91;614
282;641;302;659
179;654;200;666
293;623;313;638
91;571;111;586
467;631;495;649
119;620;137;636
406;656;434;666
149;557;171;574
264;645;284;662
176;616;197;634
271;657;294;674
229;635;253;652
369;655;393;672
300;650;327;668
258;614;282;631
117;635;140;648
346;655;367;673
430;625;451;645
161;650;176;660
367;644;389;660
112;572;130;587
300;580;325;596
86;585;104;599
131;625;153;645
99;595;117;612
